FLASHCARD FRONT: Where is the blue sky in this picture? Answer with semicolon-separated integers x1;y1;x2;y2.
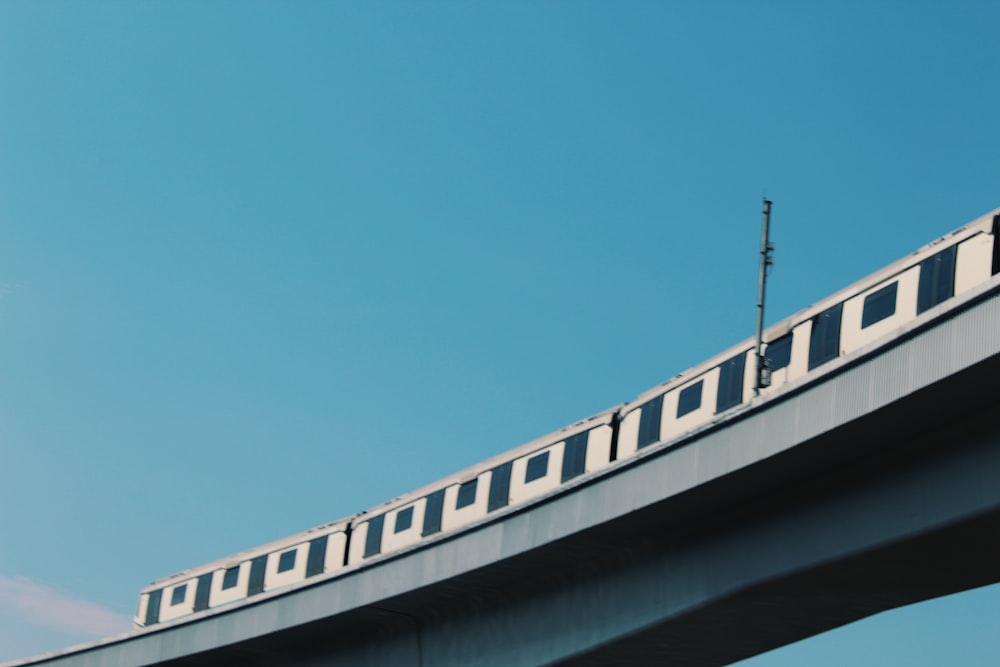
1;2;999;663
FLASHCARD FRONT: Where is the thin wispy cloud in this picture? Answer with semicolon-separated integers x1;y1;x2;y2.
0;282;24;299
0;576;132;638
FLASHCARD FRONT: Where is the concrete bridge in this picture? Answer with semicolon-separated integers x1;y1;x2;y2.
12;277;1000;667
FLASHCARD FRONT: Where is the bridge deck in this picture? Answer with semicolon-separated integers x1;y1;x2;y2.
11;278;1000;667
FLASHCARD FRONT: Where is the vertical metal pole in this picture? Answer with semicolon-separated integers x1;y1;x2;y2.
754;199;773;396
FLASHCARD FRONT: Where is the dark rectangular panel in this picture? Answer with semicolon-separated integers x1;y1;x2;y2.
193;573;213;612
277;550;296;573
456;479;478;509
144;589;162;626
862;281;898;328
561;431;589;482
222;566;239;590
247;555;267;596
609;412;621;462
488;462;512;512
363;514;385;558
716;352;746;413
422;489;445;536
808;303;843;370
637;395;663;448
917;245;958;314
306;536;328;577
394;507;414;533
677;381;703;418
765;334;792;371
525;451;549;483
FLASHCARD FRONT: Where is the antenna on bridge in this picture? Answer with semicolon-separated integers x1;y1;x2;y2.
754;197;775;396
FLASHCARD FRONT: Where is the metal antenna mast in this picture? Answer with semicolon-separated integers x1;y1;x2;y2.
754;198;774;396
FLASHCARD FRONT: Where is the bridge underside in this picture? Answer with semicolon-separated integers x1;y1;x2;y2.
165;349;1000;667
